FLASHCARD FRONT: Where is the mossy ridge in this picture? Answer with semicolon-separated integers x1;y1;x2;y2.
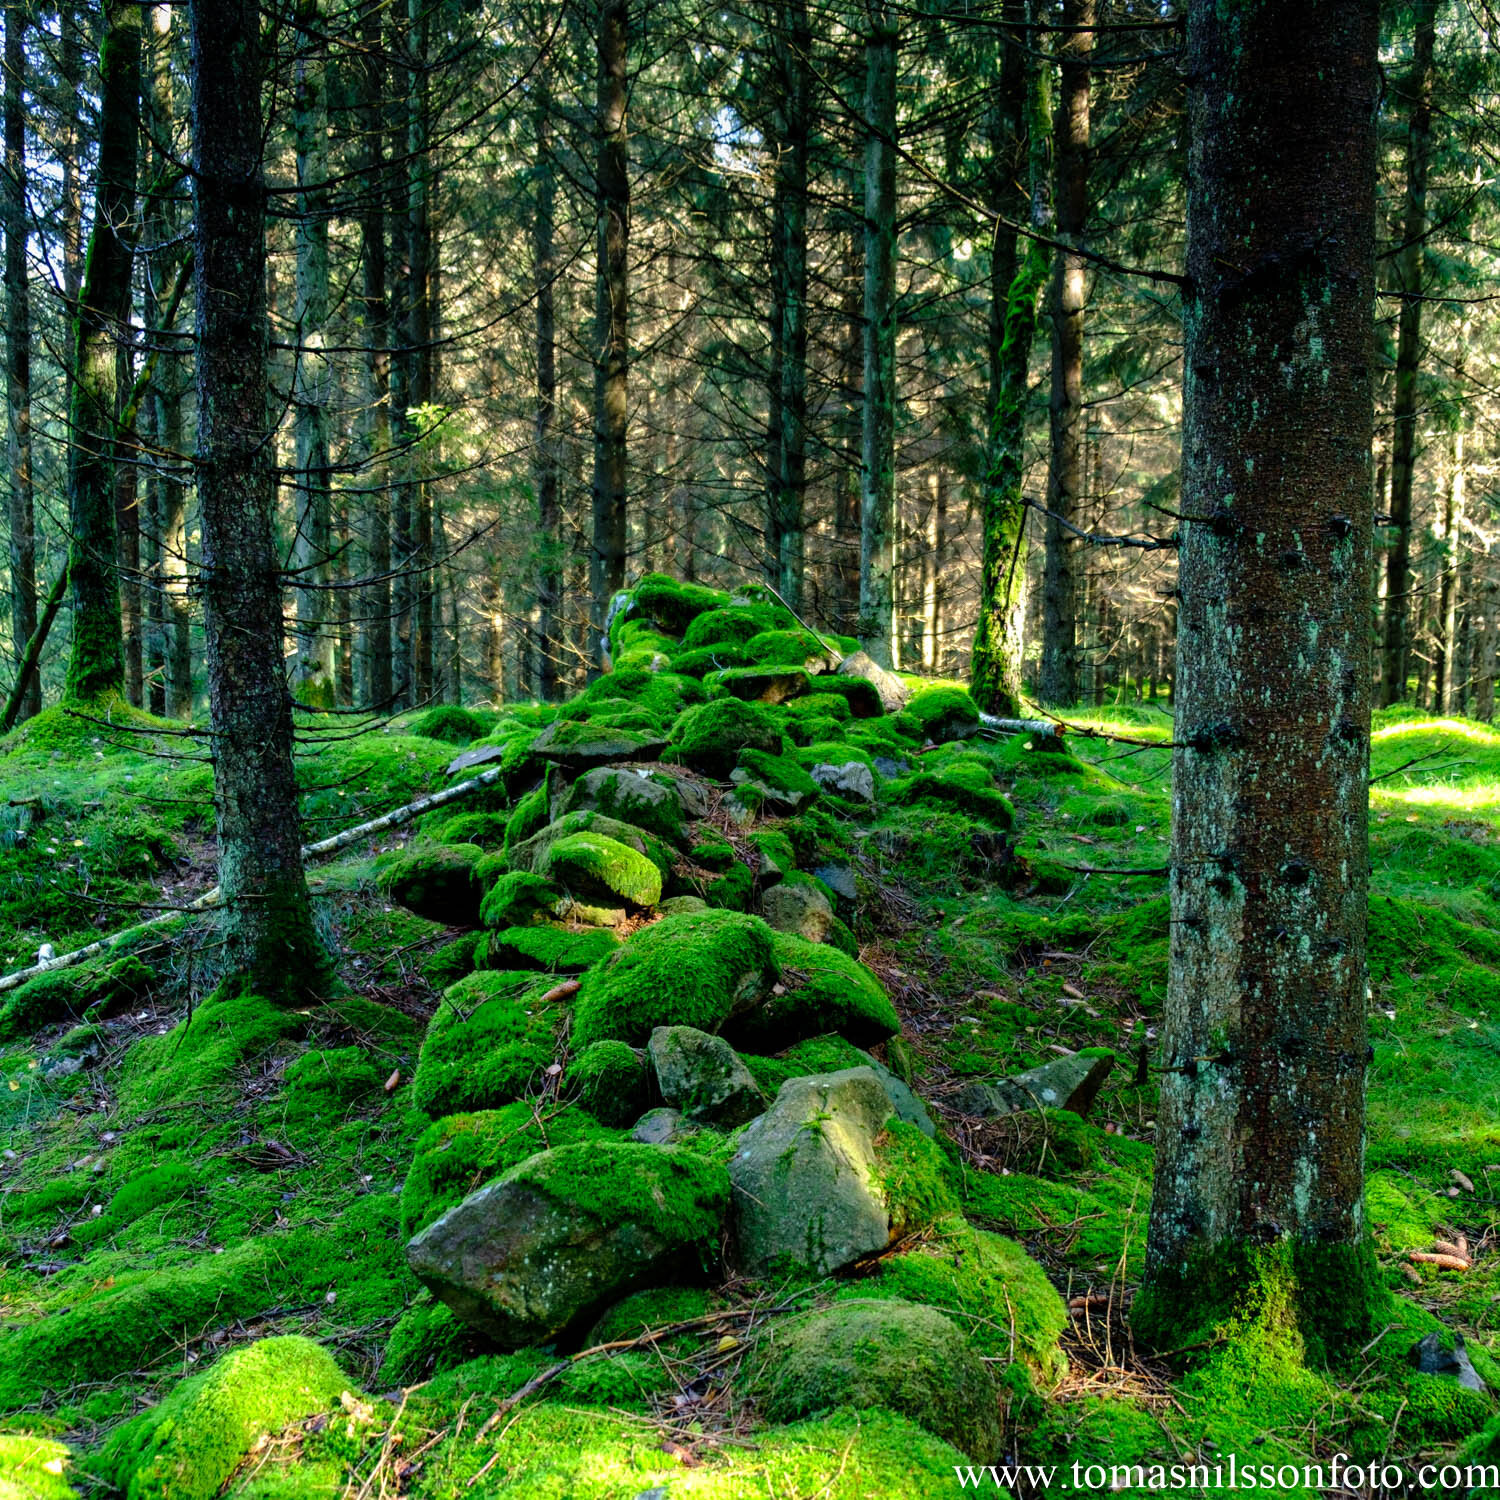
483;923;619;973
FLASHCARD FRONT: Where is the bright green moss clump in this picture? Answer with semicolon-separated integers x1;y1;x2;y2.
383;1297;488;1385
623;572;728;633
478;869;563;929
0;951;153;1041
408;704;490;744
0;1434;77;1500
875;1121;961;1234
681;603;790;650
666;697;785;777
892;761;1014;828
537;831;663;909
578;665;706;722
484;923;620;973
742;628;839;666
571;909;779;1048
503;778;550;852
566;1040;650;1125
282;1046;385;1122
96;1336;348;1500
735;748;820;803
906;685;981;741
410;971;567;1117
730;931;898;1049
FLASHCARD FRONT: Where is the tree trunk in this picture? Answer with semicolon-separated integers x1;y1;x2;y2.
766;0;810;610
1136;0;1380;1347
4;1;36;722
1037;0;1091;707
292;0;332;705
834;218;861;633
115;334;142;705
189;0;329;997
857;7;897;665
1376;0;1436;707
971;2;1049;715
590;0;629;663
404;0;433;704
534;92;561;701
357;0;392;710
1438;425;1465;715
63;0;140;703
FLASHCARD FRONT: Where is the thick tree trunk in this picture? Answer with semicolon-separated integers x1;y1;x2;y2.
1136;0;1380;1347
1377;0;1437;708
765;0;810;610
115;335;142;705
63;0;141;703
189;0;329;997
590;0;629;663
1037;0;1091;707
292;0;332;705
357;0;392;710
857;8;897;665
971;3;1049;715
4;2;36;722
534;94;561;701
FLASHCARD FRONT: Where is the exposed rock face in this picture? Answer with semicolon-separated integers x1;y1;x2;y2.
950;1050;1114;1119
810;761;876;804
729;1066;895;1276
837;651;909;714
649;1025;765;1127
751;1299;999;1462
760;876;835;944
406;1143;727;1347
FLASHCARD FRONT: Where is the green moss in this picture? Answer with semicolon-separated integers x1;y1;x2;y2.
690;834;736;872
892;762;1014;828
0;952;153;1041
0;1435;78;1500
571;909;779;1048
566;1040;650;1125
578;665;705;722
907;686;981;741
420;932;482;989
407;705;490;745
484;924;620;973
669;642;752;677
505;1141;727;1246
742;628;839;666
282;1046;385;1122
611;618;677;668
735;748;820;802
680;603;790;651
97;1161;199;1231
704;861;755;911
478;869;564;929
410;971;567;1117
784;691;853;725
424;810;509;847
383;1298;489;1385
623;572;728;633
559;767;685;844
399;1103;621;1238
848;1215;1067;1378
96;1336;348;1500
537;831;662;909
875;1121;961;1234
812;675;885;718
729;931;898;1049
665;697;785;777
741;1033;870;1095
587;1285;713;1343
512;812;675;886
374;843;483;926
792;741;875;773
705;665;812;703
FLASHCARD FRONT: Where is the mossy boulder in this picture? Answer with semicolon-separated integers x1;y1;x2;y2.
729;932;899;1049
383;1297;490;1385
681;604;790;651
571;909;780;1049
555;766;685;846
411;971;568;1117
409;704;490;745
760;871;835;943
815;674;885;718
96;1336;348;1500
836;650;909;713
478;870;565;930
666;698;785;778
578;665;706;722
484;924;620;973
421;932;483;990
0;952;153;1041
751;1299;999;1462
376;842;484;926
732;748;820;813
406;1143;729;1346
528;718;667;770
509;812;674;883
907;685;981;743
705;665;812;705
622;572;728;633
503;780;551;851
742;628;840;671
648;1025;765;1127
892;761;1014;827
704;862;755;911
537;831;663;910
567;1040;651;1125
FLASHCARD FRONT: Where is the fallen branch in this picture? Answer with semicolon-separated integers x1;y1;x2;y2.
979;713;1066;740
1;566;70;735
0;763;506;996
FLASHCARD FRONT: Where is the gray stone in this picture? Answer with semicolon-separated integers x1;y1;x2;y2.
760;877;834;944
649;1026;765;1128
857;1050;937;1138
407;1142;726;1347
813;864;858;904
810;762;876;804
951;1050;1114;1120
631;1107;685;1145
837;651;909;714
555;767;685;846
730;1066;895;1276
529;719;668;771
871;756;909;780
1410;1331;1487;1392
658;895;708;917
446;743;506;776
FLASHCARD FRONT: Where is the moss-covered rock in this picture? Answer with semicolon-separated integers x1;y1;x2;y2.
478;869;565;929
572;909;780;1049
704;861;755;911
555;766;686;845
282;1046;386;1123
813;674;885;718
97;1336;348;1500
410;971;568;1117
705;665;812;705
408;705;490;745
751;1299;999;1461
621;572;728;633
421;931;483;989
484;923;620;973
666;697;785;778
509;811;675;883
892;761;1014;828
577;665;705;722
648;1025;765;1127
528;718;668;770
406;1142;728;1346
729;931;899;1049
681;603;791;651
0;952;154;1041
503;779;551;852
732;748;820;813
742;628;840;670
907;685;982;742
383;1297;490;1385
760;870;835;942
566;1040;651;1125
537;831;663;910
375;842;483;926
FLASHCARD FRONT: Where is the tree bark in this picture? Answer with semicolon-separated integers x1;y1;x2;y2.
405;0;433;704
765;0;810;610
590;0;629;663
857;6;897;665
189;0;329;997
971;1;1049;715
1137;0;1380;1346
1037;0;1091;707
534;90;561;701
1437;423;1465;715
292;0;332;705
1377;0;1437;708
63;0;141;703
4;0;36;722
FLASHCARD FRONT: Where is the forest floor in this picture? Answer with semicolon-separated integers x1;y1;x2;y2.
2;613;1500;1497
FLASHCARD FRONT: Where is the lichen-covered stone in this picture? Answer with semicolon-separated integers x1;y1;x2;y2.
810;760;877;803
537;831;663;910
951;1050;1114;1119
705;666;812;705
760;872;835;943
555;766;685;846
572;909;780;1049
751;1299;999;1462
375;842;483;926
406;1143;728;1346
648;1025;765;1127
837;650;909;713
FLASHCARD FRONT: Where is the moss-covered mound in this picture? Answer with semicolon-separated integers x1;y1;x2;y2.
571;909;780;1048
375;842;484;925
729;931;899;1048
665;697;785;777
536;830;663;909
